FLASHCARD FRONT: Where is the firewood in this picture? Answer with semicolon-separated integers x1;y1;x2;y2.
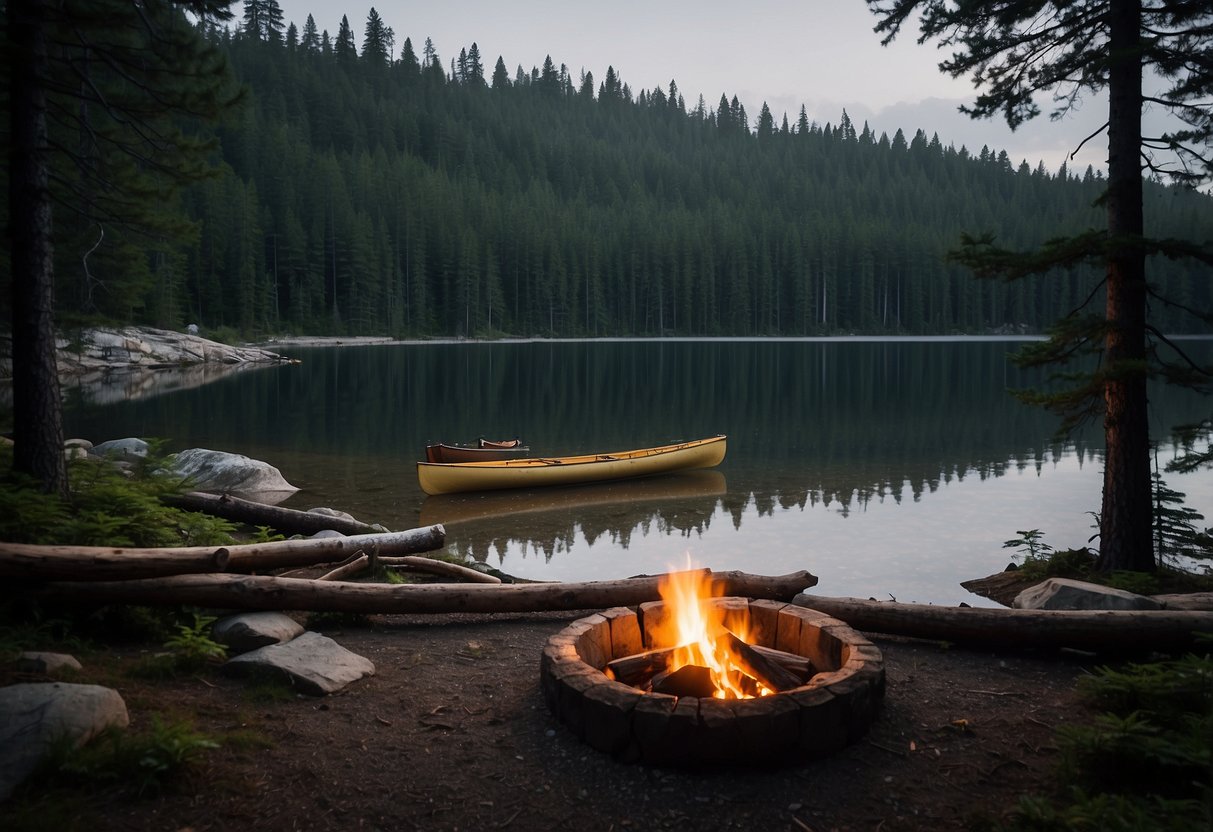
751;644;814;683
33;569;818;614
319;553;369;581
720;630;804;692
379;556;502;584
794;594;1213;653
605;645;680;686
163;491;384;536
652;664;717;698
0;525;445;581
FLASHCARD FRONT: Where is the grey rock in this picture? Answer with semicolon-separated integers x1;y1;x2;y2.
212;612;305;654
1013;577;1164;611
92;437;149;459
169;448;299;501
63;438;93;451
0;683;129;801
307;507;356;522
223;631;375;696
13;652;83;675
310;529;346;539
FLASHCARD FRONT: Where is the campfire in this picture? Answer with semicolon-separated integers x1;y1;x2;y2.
540;564;886;765
604;567;810;699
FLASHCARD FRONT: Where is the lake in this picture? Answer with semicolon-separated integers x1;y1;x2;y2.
63;338;1213;606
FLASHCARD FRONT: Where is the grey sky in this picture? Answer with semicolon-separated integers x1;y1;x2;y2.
273;0;1110;174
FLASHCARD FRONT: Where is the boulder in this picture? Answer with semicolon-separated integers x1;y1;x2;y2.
1013;577;1165;611
222;631;375;696
308;507;356;522
168;448;299;502
0;683;129;801
92;437;149;459
13;652;83;675
212;612;305;654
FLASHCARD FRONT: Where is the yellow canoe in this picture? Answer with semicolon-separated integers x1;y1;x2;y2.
416;435;727;496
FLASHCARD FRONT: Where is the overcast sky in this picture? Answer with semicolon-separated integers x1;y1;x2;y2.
272;0;1111;174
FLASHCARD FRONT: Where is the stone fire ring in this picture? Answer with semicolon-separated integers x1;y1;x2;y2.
540;598;885;766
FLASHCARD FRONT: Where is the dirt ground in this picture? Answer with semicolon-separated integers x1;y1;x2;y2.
4;606;1103;832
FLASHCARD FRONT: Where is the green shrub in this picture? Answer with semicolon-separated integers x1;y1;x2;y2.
999;647;1213;831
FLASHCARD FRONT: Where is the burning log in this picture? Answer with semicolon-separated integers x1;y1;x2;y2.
751;645;814;682
605;645;683;686
651;665;717;698
606;643;812;689
719;630;804;693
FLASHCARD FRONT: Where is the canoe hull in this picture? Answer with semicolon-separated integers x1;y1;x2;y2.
416;435;727;496
424;443;531;463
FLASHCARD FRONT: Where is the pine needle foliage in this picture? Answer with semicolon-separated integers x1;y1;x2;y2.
0;445;237;547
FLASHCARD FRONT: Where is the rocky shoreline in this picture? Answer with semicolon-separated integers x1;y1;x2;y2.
0;327;297;408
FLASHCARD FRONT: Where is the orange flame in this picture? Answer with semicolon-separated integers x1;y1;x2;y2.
648;560;767;699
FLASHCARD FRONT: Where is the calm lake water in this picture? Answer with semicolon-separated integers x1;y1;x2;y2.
63;338;1213;606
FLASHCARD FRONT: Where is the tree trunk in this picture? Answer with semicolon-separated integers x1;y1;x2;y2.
7;0;67;497
0;525;445;580
796;595;1213;653
0;543;230;581
33;569;818;614
163;491;385;537
1097;0;1154;573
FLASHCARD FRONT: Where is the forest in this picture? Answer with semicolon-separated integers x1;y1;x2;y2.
5;3;1212;339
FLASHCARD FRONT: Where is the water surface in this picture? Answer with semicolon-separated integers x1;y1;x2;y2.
64;338;1213;605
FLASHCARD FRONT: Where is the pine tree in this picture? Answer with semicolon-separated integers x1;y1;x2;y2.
466;42;485;86
491;56;510;89
868;0;1213;573
362;7;389;68
334;14;356;63
4;0;242;495
301;14;319;51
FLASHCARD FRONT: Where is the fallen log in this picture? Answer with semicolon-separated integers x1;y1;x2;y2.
0;525;445;581
0;543;229;581
380;556;502;585
34;569;818;614
163;491;385;537
319;553;370;581
794;594;1213;653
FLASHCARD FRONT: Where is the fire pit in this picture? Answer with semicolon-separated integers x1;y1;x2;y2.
541;575;884;765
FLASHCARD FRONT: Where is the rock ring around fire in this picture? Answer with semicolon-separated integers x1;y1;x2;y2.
540;598;885;766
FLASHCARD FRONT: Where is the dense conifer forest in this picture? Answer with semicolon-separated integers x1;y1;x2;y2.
8;4;1212;338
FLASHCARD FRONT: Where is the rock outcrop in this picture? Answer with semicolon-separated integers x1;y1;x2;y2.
168;448;299;502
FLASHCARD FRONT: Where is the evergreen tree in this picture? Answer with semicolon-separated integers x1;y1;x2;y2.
334;14;356;63
301;13;319;51
756;102;775;141
361;7;389;68
3;0;242;495
491;56;510;89
868;0;1213;573
466;43;485;86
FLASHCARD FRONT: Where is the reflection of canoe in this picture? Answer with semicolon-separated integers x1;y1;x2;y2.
420;469;727;526
416;435;727;496
424;438;529;463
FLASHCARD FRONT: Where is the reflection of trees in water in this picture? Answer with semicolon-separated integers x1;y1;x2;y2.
63;339;1211;560
445;494;722;565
